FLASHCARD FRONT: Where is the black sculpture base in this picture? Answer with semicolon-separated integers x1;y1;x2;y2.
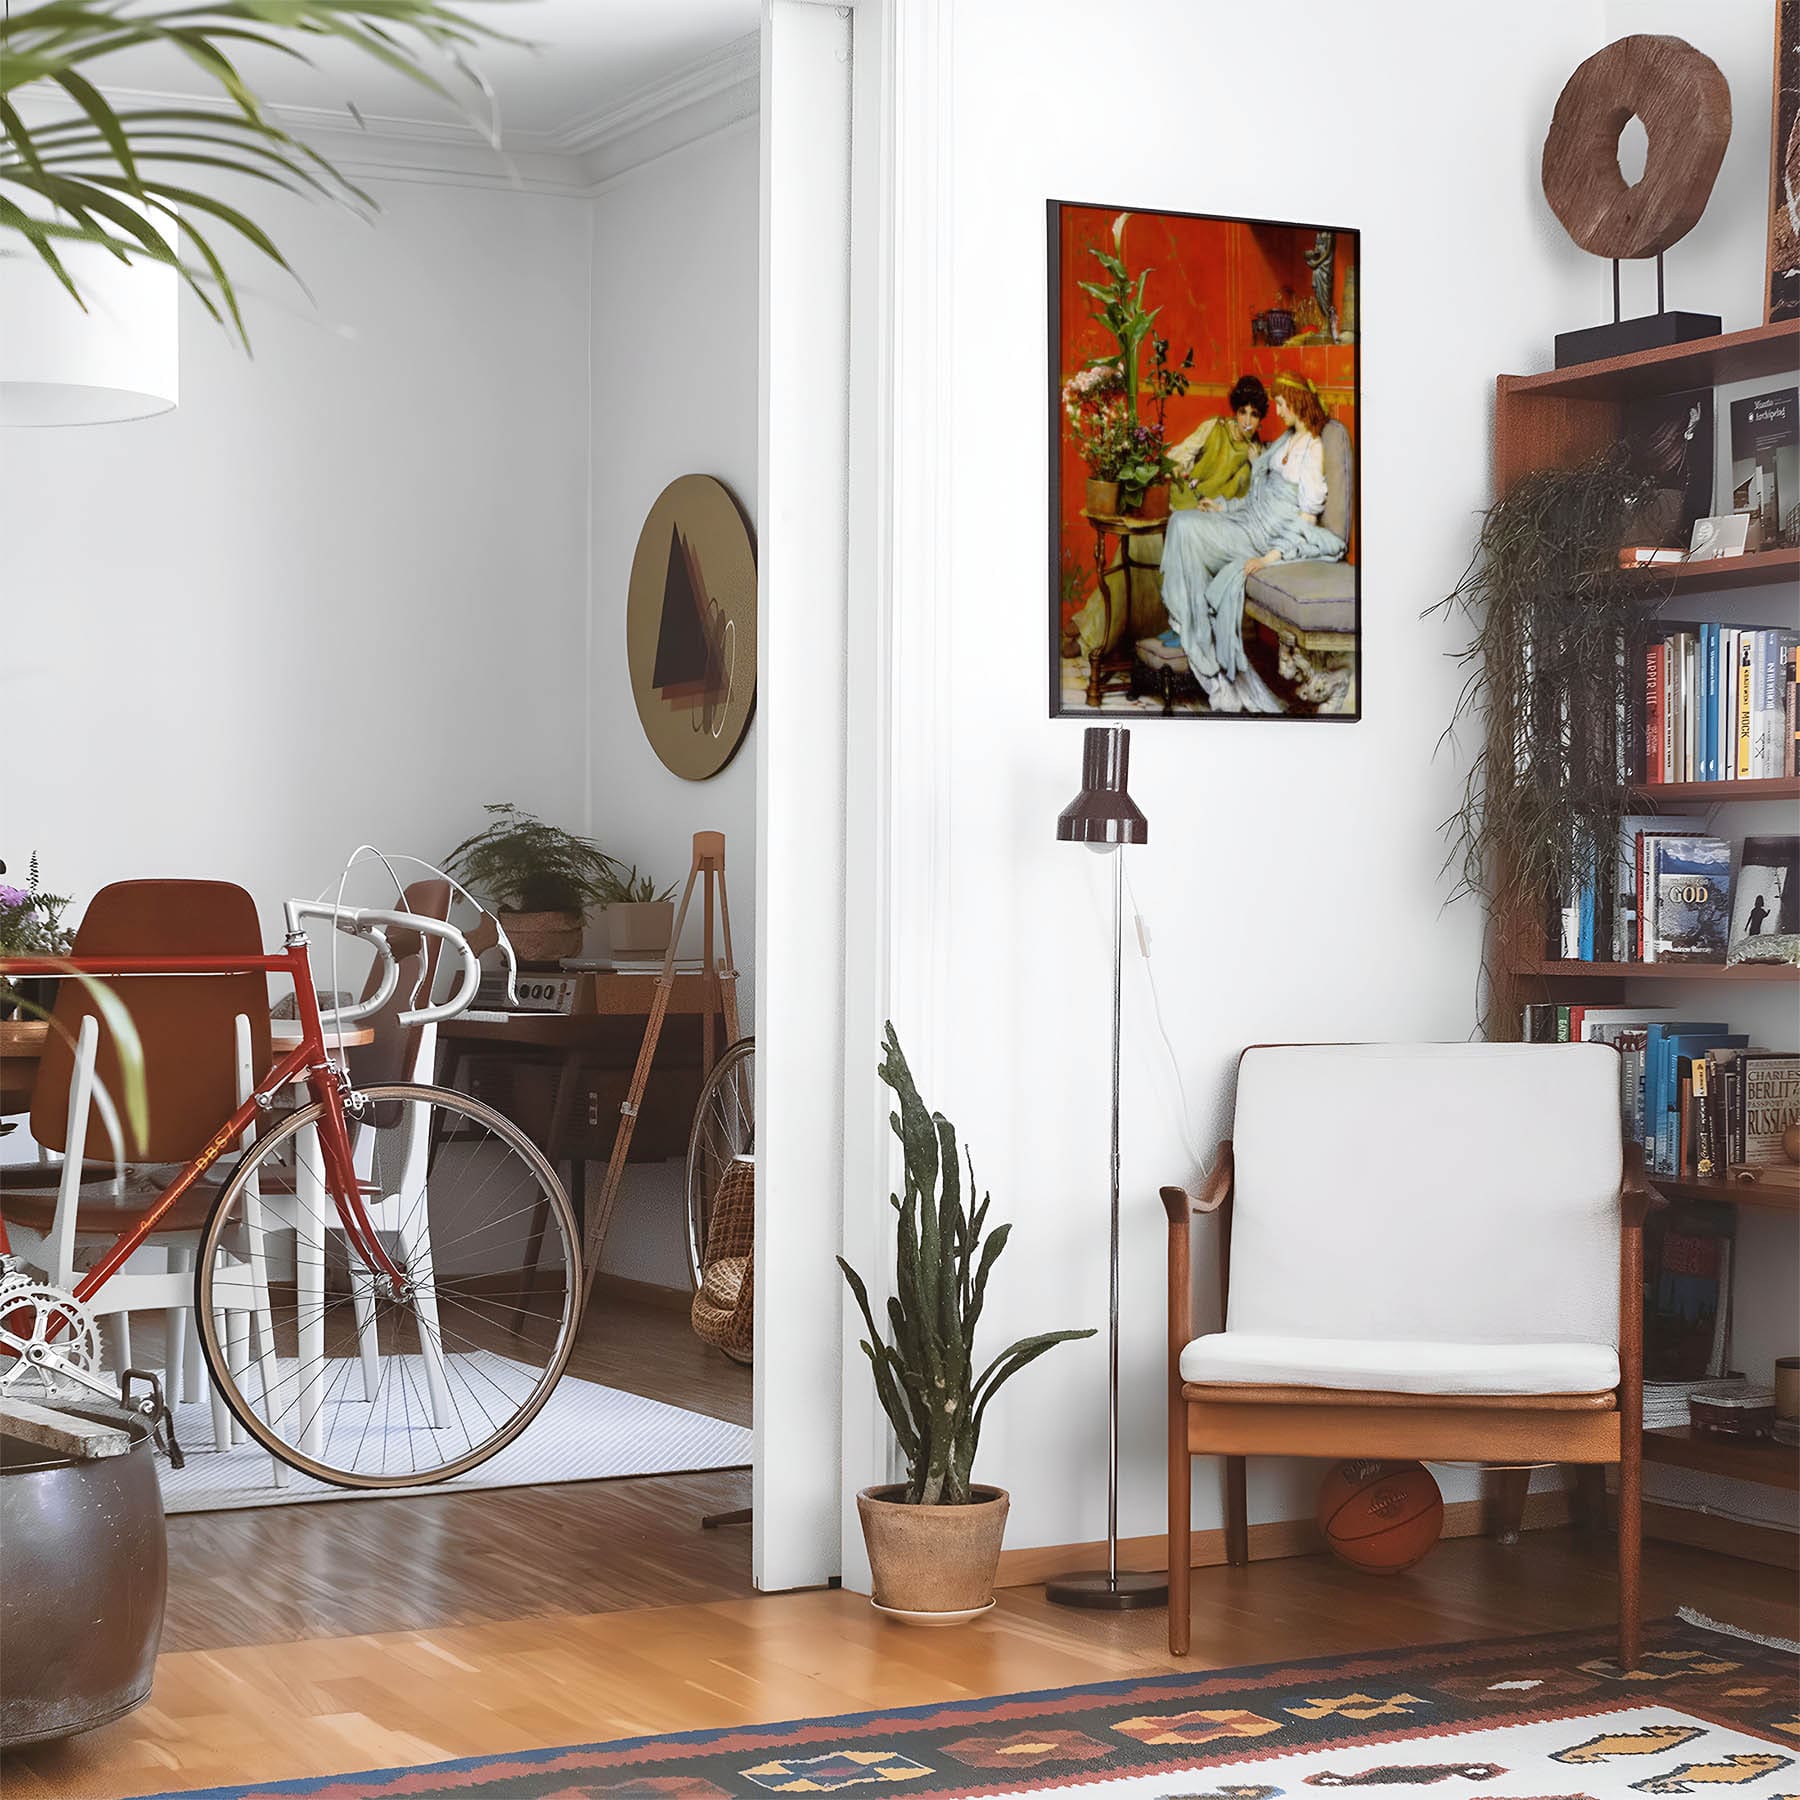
1044;1568;1169;1610
1554;310;1721;368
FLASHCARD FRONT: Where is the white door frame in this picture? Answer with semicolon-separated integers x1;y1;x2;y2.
755;0;954;1592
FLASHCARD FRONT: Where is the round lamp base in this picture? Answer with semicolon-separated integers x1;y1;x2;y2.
1043;1568;1169;1610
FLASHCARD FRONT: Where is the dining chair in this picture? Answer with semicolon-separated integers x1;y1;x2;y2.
2;879;284;1471
1163;1042;1647;1668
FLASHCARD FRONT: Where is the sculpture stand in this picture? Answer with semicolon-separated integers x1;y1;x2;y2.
1554;252;1720;368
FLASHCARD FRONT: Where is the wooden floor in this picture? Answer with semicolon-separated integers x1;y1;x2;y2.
7;1532;1797;1800
160;1284;755;1651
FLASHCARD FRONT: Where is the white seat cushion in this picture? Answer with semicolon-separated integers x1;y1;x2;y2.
1180;1332;1619;1397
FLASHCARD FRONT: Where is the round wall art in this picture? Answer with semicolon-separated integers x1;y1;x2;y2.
625;474;757;782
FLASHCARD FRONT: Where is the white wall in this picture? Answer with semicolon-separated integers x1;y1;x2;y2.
585;119;763;1286
862;0;1644;1558
2;177;592;924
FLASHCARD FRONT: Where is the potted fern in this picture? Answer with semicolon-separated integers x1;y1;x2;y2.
838;1025;1094;1623
445;805;619;968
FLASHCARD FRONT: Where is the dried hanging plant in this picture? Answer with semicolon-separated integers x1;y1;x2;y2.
1427;446;1670;1031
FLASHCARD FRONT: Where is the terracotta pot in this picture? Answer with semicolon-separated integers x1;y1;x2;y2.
499;909;585;969
856;1484;1008;1620
1085;478;1120;517
605;900;676;959
1132;482;1170;522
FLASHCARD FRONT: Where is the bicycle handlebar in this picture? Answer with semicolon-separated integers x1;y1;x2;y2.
282;900;509;1028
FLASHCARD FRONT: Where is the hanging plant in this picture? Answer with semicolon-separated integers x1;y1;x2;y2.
1427;445;1670;1029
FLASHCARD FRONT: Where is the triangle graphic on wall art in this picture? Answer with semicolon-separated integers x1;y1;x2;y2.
652;525;725;710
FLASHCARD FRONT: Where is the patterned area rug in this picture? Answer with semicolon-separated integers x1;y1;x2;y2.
132;1614;1797;1800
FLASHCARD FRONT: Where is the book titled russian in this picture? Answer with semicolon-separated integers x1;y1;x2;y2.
1739;1053;1800;1167
1729;386;1799;547
1646;836;1732;962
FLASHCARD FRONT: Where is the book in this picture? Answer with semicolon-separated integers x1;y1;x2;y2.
1737;634;1754;777
1618;813;1705;963
1646;836;1732;962
1739;1052;1800;1166
1727;835;1798;954
1625;387;1715;546
1643;1202;1736;1382
1751;629;1800;776
1729;386;1798;548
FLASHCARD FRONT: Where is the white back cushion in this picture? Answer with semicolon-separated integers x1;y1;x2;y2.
1227;1044;1622;1348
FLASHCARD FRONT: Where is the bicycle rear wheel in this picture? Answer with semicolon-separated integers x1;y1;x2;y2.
685;1037;755;1290
195;1082;580;1488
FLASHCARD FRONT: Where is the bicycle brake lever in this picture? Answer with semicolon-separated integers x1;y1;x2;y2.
121;1367;184;1470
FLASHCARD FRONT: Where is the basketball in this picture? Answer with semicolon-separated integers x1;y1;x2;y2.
1315;1460;1443;1574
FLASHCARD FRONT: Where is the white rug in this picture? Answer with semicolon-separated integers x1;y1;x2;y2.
155;1366;752;1513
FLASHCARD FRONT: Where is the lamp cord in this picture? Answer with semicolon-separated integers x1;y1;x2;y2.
1120;858;1210;1176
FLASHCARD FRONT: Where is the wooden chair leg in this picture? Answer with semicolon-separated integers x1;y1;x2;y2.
1224;1455;1248;1567
1617;1446;1642;1670
1168;1443;1191;1656
1487;1465;1531;1544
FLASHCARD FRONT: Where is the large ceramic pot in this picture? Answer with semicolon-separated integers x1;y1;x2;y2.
856;1484;1008;1624
0;1405;167;1747
604;900;675;959
499;909;585;969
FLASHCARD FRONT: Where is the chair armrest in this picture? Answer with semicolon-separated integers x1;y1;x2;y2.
1160;1141;1234;1221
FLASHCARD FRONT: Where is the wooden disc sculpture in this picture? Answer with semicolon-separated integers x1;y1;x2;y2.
626;474;757;781
1541;34;1731;260
1316;1459;1444;1575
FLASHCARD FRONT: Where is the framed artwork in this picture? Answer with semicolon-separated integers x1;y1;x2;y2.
626;474;757;780
1048;201;1361;721
1770;0;1800;323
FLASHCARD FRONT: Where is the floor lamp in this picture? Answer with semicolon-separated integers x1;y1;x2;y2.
1046;724;1166;1610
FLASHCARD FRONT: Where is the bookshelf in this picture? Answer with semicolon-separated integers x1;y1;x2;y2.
1491;320;1800;1539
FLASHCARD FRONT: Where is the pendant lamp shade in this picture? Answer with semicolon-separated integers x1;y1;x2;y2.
0;217;178;427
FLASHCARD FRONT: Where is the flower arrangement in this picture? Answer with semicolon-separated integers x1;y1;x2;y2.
0;855;73;958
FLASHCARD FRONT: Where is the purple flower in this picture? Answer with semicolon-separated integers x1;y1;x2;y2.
0;886;31;909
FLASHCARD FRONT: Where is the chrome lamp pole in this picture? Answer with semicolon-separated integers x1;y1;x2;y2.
1045;724;1166;1611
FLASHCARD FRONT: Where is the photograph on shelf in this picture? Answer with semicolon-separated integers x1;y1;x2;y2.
1728;386;1798;549
1728;834;1799;954
1048;201;1360;721
1769;0;1800;323
1623;387;1713;549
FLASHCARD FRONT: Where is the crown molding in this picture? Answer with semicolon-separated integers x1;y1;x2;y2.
13;32;761;196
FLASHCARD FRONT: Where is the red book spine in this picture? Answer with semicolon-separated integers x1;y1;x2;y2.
1645;640;1663;784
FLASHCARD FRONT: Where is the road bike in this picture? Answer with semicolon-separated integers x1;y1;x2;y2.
0;898;582;1488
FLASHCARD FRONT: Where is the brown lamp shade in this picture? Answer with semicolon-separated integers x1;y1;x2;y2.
1056;725;1148;847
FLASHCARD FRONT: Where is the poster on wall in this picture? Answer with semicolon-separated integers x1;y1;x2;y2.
1769;0;1800;323
1048;201;1360;721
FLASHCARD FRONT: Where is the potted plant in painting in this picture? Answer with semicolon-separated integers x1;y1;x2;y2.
838;1025;1094;1624
1062;365;1130;516
445;805;617;968
596;863;678;960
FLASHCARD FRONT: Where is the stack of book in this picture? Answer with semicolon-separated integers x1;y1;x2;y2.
1640;625;1800;783
1520;1004;1800;1182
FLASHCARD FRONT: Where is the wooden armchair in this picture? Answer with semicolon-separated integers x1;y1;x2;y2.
1163;1043;1650;1668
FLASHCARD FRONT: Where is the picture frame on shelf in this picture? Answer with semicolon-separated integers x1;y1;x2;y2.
1768;0;1800;324
1689;513;1754;561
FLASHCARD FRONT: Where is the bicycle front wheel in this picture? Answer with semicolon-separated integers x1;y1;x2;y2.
195;1082;581;1488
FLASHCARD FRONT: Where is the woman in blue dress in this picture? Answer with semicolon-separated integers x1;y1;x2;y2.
1154;371;1346;713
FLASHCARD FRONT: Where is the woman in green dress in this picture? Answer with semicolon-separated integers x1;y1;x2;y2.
1167;374;1269;505
1068;375;1268;663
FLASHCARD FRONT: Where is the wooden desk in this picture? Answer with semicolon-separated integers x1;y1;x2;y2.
437;971;735;1253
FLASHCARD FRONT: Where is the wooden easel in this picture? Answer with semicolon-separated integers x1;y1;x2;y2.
580;831;740;1313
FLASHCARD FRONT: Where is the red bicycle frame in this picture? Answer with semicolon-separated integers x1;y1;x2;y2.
0;937;406;1298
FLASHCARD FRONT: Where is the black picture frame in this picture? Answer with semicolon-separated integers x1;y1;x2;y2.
1047;198;1363;723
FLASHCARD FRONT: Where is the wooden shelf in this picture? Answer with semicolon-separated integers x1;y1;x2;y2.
1648;1174;1800;1215
1624;545;1800;595
1501;319;1800;402
1628;775;1800;804
1513;959;1800;983
1643;1425;1800;1491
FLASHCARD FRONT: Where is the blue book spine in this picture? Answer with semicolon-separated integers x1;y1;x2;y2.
1578;875;1595;962
1643;1025;1665;1168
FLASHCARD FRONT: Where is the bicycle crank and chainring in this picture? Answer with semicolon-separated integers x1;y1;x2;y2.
0;1278;110;1402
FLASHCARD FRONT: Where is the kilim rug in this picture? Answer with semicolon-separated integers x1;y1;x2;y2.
132;1612;1797;1800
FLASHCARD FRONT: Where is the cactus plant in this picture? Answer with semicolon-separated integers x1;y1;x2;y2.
838;1024;1094;1506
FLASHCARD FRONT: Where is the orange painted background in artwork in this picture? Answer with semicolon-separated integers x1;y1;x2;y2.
1053;204;1358;607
